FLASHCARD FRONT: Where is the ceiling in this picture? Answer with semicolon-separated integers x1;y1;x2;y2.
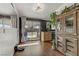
0;3;16;15
14;3;63;20
0;3;64;20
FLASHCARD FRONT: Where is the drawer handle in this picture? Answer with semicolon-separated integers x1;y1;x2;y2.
66;40;73;43
67;49;72;52
67;45;74;48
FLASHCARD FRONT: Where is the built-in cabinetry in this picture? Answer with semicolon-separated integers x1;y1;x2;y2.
56;7;79;56
56;14;65;54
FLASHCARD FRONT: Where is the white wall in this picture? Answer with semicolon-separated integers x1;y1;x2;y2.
0;28;18;56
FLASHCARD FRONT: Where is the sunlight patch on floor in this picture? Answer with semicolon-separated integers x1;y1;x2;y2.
18;41;40;47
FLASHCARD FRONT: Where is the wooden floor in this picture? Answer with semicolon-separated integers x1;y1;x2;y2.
14;41;64;56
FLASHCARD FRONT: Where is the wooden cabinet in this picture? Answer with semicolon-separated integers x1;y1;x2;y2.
57;14;65;54
56;8;79;56
41;32;51;42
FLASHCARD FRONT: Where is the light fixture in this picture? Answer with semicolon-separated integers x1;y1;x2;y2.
25;25;28;28
33;3;45;13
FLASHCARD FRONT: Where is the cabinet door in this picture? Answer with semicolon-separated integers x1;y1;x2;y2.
57;15;65;34
64;11;77;35
44;32;51;41
57;35;64;54
65;37;77;56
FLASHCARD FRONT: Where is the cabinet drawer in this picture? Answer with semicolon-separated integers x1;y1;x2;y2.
65;37;77;56
66;49;77;56
67;41;77;47
57;46;64;54
66;50;75;56
66;37;77;46
67;46;77;53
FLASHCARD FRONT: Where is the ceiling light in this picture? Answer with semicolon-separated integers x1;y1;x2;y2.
33;3;45;13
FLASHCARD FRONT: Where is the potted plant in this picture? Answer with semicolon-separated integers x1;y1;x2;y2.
50;12;57;49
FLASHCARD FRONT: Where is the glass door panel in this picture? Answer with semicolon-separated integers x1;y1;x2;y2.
57;18;63;32
65;15;73;33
